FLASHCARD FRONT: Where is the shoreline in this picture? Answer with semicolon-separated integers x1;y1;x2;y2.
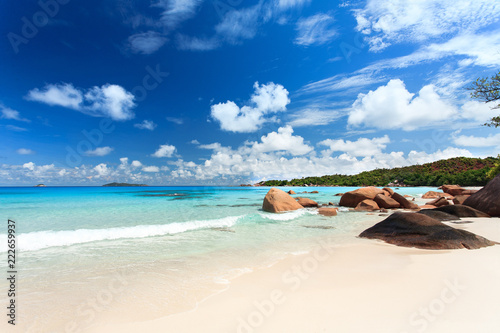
89;217;500;333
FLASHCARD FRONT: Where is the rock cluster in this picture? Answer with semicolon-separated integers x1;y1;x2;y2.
338;187;418;211
359;212;496;250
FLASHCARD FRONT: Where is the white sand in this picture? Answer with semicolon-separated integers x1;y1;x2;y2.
89;217;500;333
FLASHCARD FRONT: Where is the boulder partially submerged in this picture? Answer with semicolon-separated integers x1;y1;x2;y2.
262;188;304;213
355;199;379;211
318;207;338;217
374;194;400;209
359;212;496;250
296;197;319;208
339;186;419;210
463;174;500;217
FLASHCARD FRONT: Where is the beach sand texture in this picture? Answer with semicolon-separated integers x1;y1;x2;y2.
91;217;500;333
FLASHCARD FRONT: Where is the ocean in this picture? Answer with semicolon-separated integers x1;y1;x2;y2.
0;186;436;332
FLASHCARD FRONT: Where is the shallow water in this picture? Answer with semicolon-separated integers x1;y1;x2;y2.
0;186;436;331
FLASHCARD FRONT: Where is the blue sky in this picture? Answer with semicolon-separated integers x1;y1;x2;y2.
1;0;499;185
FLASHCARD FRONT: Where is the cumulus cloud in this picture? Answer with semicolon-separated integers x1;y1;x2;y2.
295;13;337;46
348;79;457;131
453;133;500;148
211;82;290;132
84;147;114;156
251;126;313;156
131;160;143;167
170;138;473;182
17;148;35;155
142;166;160;172
0;141;475;185
21;162;55;178
27;83;136;121
93;163;109;177
128;31;167;54
152;144;176;158
459;101;499;123
1;105;30;122
406;147;473;165
319;135;390;157
355;0;500;52
27;83;83;109
134;120;157;130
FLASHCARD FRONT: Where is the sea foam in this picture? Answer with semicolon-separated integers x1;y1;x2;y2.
259;209;317;221
0;215;243;252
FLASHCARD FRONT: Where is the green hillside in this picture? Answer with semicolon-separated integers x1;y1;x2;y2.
259;157;499;187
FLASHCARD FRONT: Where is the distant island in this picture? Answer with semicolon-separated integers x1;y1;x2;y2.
34;184;46;187
102;182;148;187
258;157;500;187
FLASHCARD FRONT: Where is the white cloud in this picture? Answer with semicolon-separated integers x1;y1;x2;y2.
427;31;500;68
128;31;167;54
27;83;136;121
27;83;83;109
0;143;476;185
152;144;176;158
176;35;220;51
134;120;157;130
190;139;200;145
17;148;35;155
359;30;500;72
295;13;337;46
299;73;384;95
215;4;261;44
0;105;30;122
166;117;183;125
131;160;143;167
142;166;160;172
155;0;203;29
287;108;341;127
355;0;500;52
277;0;311;9
23;162;35;171
251;126;313;156
84;147;114;156
348;79;457;131
407;147;473;165
170;136;473;182
199;142;222;150
453;133;500;148
460;101;499;123
319;135;390;157
84;84;136;121
5;125;28;132
94;163;109;177
21;162;55;178
211;82;290;132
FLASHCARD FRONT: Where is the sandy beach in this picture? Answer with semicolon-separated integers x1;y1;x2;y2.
90;216;500;333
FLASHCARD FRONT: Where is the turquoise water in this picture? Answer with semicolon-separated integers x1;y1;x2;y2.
0;186;436;331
